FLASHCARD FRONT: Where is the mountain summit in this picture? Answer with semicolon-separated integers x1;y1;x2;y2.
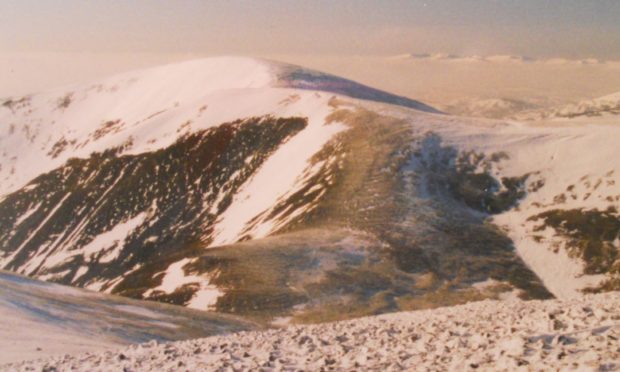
0;57;437;197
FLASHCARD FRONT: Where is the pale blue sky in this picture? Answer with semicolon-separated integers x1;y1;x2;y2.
1;0;620;58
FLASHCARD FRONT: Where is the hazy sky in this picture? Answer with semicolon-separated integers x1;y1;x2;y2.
2;1;620;100
2;0;620;59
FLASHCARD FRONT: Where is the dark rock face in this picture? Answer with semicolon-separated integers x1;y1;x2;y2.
0;116;307;292
528;207;620;290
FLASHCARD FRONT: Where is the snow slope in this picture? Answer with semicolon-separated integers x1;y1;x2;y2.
0;58;285;196
0;270;255;364
0;57;435;197
378;109;620;298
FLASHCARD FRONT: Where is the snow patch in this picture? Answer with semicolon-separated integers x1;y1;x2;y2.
83;212;147;263
12;202;42;228
144;258;222;310
210;95;346;246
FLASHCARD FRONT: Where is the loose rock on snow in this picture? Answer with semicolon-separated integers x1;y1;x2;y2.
5;291;620;371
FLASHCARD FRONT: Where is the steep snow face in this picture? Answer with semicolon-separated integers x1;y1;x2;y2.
3;57;417;311
209;102;346;246
0;116;319;299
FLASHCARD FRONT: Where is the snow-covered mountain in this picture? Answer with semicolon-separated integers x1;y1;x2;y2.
0;58;436;198
438;97;543;119
394;53;610;66
553;92;620;118
550;91;620;119
516;91;620;121
0;57;618;324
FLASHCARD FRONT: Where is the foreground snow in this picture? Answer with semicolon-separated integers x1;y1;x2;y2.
0;271;255;365
6;292;619;371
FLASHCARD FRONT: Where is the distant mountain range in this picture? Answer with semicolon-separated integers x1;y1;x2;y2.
437;91;620;120
394;53;618;66
516;91;620;120
438;97;543;119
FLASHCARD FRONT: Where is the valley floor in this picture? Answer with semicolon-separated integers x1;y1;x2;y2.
5;292;620;371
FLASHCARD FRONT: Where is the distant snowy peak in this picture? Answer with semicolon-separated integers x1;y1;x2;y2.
514;90;620;121
394;53;614;66
549;91;620;119
439;97;542;119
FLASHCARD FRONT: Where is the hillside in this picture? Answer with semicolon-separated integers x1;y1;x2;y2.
0;57;618;325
